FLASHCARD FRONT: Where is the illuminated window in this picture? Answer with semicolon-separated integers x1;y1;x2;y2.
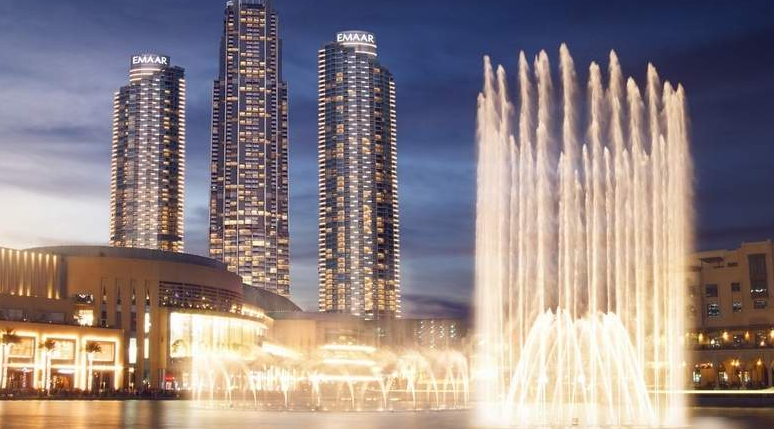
8;337;35;358
144;312;151;333
706;303;720;318
50;339;76;361
89;342;116;362
77;309;94;326
129;338;138;364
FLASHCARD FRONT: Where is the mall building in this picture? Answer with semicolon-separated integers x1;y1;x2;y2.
0;246;297;391
687;240;774;389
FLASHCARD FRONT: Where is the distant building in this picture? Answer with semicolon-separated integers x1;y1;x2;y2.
269;312;371;356
399;318;469;350
208;0;290;296
317;31;401;323
110;53;185;252
687;240;774;388
268;310;469;355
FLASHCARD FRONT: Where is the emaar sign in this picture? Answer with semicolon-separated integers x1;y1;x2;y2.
336;31;375;45
130;54;170;69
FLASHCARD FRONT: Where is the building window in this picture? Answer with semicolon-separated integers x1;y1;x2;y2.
749;254;769;298
128;338;138;364
76;309;94;326
705;284;718;298
3;309;24;321
754;300;768;310
130;312;137;332
756;331;766;347
732;302;743;312
733;334;744;347
706;303;721;317
731;282;741;292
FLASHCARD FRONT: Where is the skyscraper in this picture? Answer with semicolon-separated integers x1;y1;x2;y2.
317;31;401;322
209;0;290;296
110;53;186;252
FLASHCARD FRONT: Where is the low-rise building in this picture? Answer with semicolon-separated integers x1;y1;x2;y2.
687;240;774;388
0;246;292;391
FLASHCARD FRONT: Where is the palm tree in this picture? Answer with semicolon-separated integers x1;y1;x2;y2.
38;339;57;392
171;339;187;357
84;341;102;391
1;328;21;389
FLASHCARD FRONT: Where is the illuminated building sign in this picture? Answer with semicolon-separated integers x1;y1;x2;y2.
336;31;375;45
130;54;170;68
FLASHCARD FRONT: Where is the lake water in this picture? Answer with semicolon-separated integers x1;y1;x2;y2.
0;401;772;428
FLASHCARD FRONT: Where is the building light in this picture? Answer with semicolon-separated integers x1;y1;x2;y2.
77;309;94;327
128;338;137;364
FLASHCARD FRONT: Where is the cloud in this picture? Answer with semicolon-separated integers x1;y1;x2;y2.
2;0;774;312
402;293;471;320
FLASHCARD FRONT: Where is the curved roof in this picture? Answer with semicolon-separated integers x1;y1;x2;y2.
25;245;226;270
242;285;301;314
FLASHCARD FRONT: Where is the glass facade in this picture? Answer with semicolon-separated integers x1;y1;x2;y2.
110;54;186;252
317;31;401;322
168;311;267;358
209;0;290;296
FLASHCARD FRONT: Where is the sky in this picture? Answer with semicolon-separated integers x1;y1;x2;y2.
1;1;773;318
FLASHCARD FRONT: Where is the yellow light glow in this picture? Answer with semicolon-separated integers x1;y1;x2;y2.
320;344;375;353
322;358;377;367
262;342;300;359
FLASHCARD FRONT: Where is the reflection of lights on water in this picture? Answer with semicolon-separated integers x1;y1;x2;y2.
311;375;381;383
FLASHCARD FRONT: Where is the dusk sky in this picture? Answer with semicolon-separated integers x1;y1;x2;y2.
1;1;773;317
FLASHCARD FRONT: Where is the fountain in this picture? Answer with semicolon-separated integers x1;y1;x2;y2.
183;344;470;411
475;45;692;427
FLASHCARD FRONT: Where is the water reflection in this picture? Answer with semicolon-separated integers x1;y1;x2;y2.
0;402;771;429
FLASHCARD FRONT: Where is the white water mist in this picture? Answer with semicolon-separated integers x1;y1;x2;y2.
475;45;692;427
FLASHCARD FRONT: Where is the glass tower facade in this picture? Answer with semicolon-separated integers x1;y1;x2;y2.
209;0;290;296
110;54;185;252
317;31;401;322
